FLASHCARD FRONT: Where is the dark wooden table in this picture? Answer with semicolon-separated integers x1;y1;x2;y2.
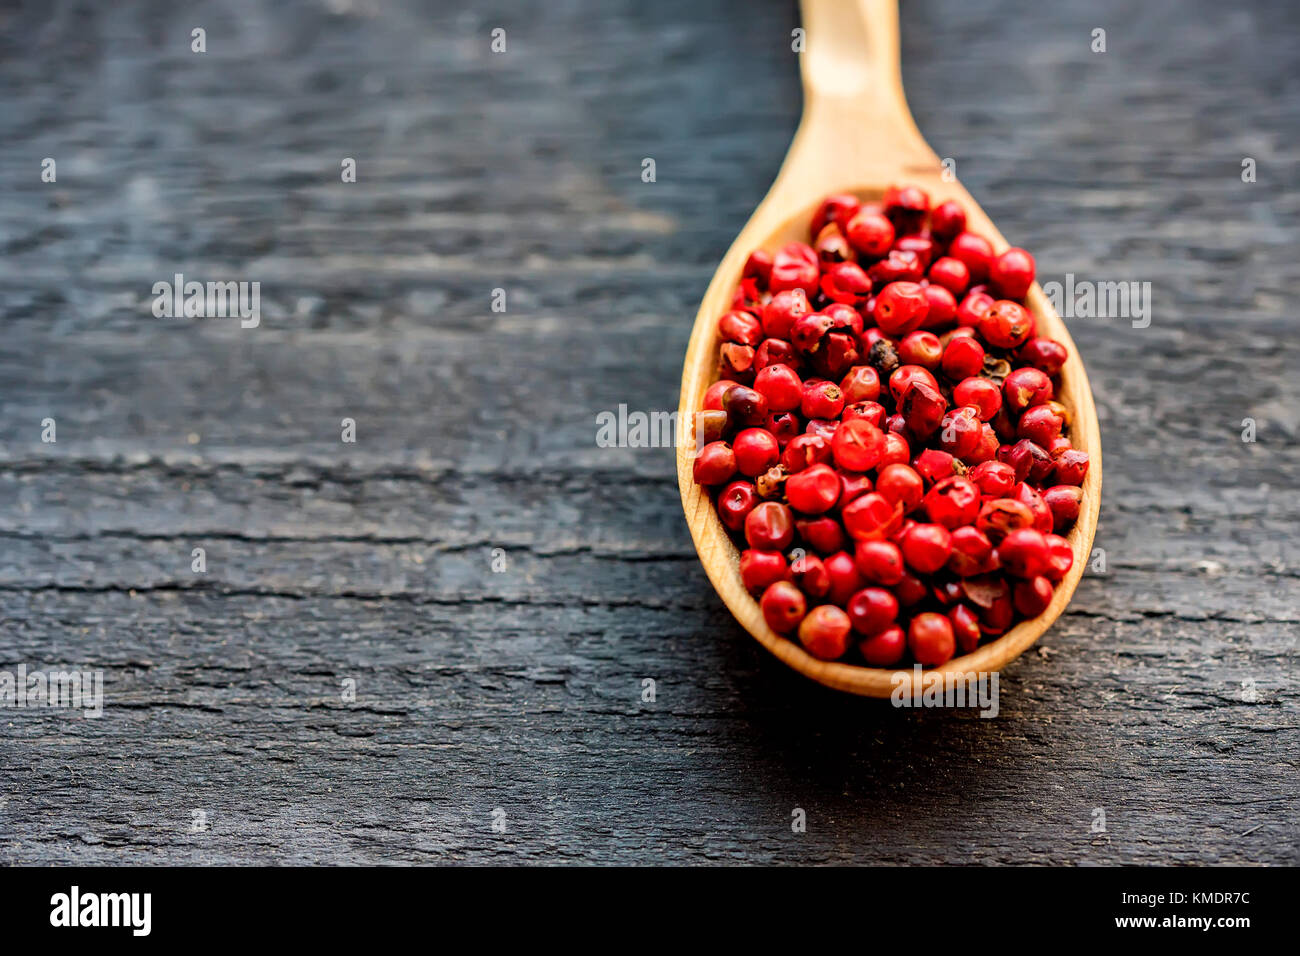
1;0;1296;865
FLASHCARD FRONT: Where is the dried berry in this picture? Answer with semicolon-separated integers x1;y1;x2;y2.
694;186;1090;666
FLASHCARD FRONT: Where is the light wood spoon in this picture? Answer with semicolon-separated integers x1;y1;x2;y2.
676;0;1101;697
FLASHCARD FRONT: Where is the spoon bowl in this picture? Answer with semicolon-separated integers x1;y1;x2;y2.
676;0;1101;697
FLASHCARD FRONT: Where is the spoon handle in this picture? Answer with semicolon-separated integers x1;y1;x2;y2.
772;0;939;206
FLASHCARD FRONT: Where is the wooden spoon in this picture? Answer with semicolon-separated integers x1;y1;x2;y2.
676;0;1101;697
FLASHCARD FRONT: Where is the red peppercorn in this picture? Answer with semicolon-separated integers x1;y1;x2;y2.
924;476;981;529
812;329;861;378
797;516;846;555
721;384;767;428
936;405;983;459
1013;576;1054;616
955;290;995;328
752;363;803;412
718;480;758;532
819;261;873;305
693;441;736;485
941;335;985;380
845;210;895;258
929;200;966;241
898;330;943;370
846;586;899;636
979;300;1035;349
920;283;958;327
813;223;855;265
947;525;996;576
805;418;838;442
850;457;895;492
889;516;916;546
908;612;955;666
769;242;819;296
842;492;904;541
969;460;1016;497
798;605;851;660
870;250;926;286
703;379;739;411
899;522;953;574
1013;481;1054;533
893;234;936;270
718;343;756;382
823;304;862;336
1003;366;1053;413
1049;436;1073;457
875;462;925;513
785;463;841;515
997;527;1050;578
854;539;905;585
780;434;831;474
975;497;1035;543
960;573;1009;611
744;501;794;551
859;624;907;666
761;580;806;633
789;310;833;354
811;193;863;236
1039;485;1082;532
992;411;1020;446
980;594;1015;634
739;549;790;592
791;552;831;598
800;379;845;420
989;247;1036;300
888;364;939;402
743;248;773;285
764;410;800;445
880;431;911;466
1017;403;1065;446
998;438;1054;484
927;256;971;296
754;337;799;372
872;281;929;335
1043;534;1074;582
733;427;780;477
842;400;886;429
732;276;763;312
912;448;959;486
947;231;994;283
968;424;1000;464
882;184;929;235
1018;338;1068;376
824;550;864;606
754;464;788;500
718;310;764;346
894;572;928;607
831;418;886;472
949;603;982;653
937;580;967;608
839;365;881;403
860;324;886;349
899;381;948;438
949;379;998;426
1052;448;1090;486
761;289;809;339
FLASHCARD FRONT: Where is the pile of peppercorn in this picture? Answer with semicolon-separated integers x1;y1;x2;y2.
692;185;1088;667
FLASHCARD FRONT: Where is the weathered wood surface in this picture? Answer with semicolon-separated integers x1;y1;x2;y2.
0;0;1296;864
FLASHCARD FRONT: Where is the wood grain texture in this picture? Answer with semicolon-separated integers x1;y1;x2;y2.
1;0;1297;864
